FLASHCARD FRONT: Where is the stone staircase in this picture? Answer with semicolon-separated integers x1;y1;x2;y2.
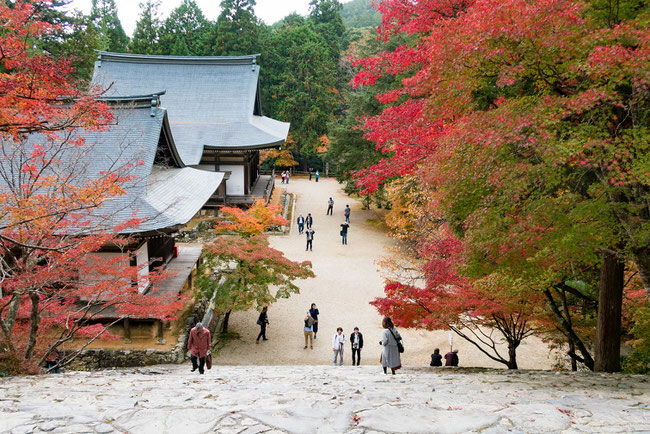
1;365;648;433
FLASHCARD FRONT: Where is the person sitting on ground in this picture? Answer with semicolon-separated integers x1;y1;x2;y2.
430;348;442;367
444;349;459;367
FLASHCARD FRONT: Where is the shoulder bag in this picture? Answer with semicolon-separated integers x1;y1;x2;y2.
388;328;404;353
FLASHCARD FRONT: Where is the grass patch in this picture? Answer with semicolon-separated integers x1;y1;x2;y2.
366;217;390;233
213;330;241;355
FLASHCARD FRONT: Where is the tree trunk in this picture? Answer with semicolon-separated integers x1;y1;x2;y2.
559;287;578;371
507;340;519;369
632;248;650;303
24;292;40;360
594;251;625;373
4;294;21;336
543;288;595;370
222;310;231;334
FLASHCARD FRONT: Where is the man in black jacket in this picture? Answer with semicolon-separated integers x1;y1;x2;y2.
351;327;364;366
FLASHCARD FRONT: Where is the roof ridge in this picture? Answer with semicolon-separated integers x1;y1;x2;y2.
96;51;260;66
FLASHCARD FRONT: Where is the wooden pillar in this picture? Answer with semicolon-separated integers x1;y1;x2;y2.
123;317;131;343
156;320;166;345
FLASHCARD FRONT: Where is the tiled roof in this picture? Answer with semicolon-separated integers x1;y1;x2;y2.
0;100;223;234
91;52;290;165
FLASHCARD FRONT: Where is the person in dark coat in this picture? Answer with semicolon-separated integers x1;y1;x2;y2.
430;348;442;367
309;303;320;339
350;327;364;366
256;306;269;343
444;349;459;366
305;228;315;251
340;221;350;245
187;322;211;374
306;213;313;229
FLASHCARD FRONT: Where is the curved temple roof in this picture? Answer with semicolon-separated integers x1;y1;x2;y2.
92;51;290;166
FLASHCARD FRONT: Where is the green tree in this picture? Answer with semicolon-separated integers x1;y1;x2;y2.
340;0;381;29
159;0;212;56
90;0;129;52
30;2;100;82
261;21;338;156
195;201;314;333
129;0;163;54
308;0;345;63
213;0;261;56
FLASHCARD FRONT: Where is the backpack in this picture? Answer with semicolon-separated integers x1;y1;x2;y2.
305;316;315;327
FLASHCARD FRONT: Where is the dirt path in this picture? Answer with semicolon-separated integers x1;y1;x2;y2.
212;177;554;369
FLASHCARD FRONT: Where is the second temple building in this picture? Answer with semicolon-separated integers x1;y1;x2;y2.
92;51;290;206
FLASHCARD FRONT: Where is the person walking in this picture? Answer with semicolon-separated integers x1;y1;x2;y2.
305;227;315;251
444;349;459;366
286;171;290;184
380;316;402;375
350;327;364;366
327;197;334;215
430;348;443;367
297;214;305;234
281;171;286;184
305;213;313;229
309;303;320;339
308;168;313;181
332;327;345;366
315;170;320;182
187;322;211;375
340;221;350;245
304;312;315;349
256;306;269;343
344;205;351;223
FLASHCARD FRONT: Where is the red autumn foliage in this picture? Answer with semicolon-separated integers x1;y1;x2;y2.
0;1;183;373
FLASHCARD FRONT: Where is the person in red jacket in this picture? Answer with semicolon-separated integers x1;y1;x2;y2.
187;322;211;374
444;349;459;367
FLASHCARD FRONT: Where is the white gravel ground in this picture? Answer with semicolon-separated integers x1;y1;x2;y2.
213;177;555;369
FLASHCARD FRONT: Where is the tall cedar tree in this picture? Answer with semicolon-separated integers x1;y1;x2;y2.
261;21;339;155
159;0;212;56
129;0;163;55
357;0;649;372
196;200;314;333
90;0;129;52
213;0;261;56
0;1;183;373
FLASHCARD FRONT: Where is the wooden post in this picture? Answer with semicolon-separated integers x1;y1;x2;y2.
156;320;166;345
123;317;131;343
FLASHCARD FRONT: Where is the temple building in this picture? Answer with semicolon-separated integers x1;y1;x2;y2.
91;51;290;205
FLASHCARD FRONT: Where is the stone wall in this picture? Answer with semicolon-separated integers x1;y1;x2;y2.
64;296;216;371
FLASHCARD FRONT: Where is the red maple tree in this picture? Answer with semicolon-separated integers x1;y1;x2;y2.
0;1;183;373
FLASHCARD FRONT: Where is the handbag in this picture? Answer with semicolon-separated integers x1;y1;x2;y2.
206;352;212;370
257;318;263;326
389;328;404;353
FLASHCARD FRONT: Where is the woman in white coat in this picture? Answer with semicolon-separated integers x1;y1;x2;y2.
380;316;402;374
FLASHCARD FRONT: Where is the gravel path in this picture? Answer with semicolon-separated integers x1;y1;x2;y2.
212;177;554;369
1;365;648;433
